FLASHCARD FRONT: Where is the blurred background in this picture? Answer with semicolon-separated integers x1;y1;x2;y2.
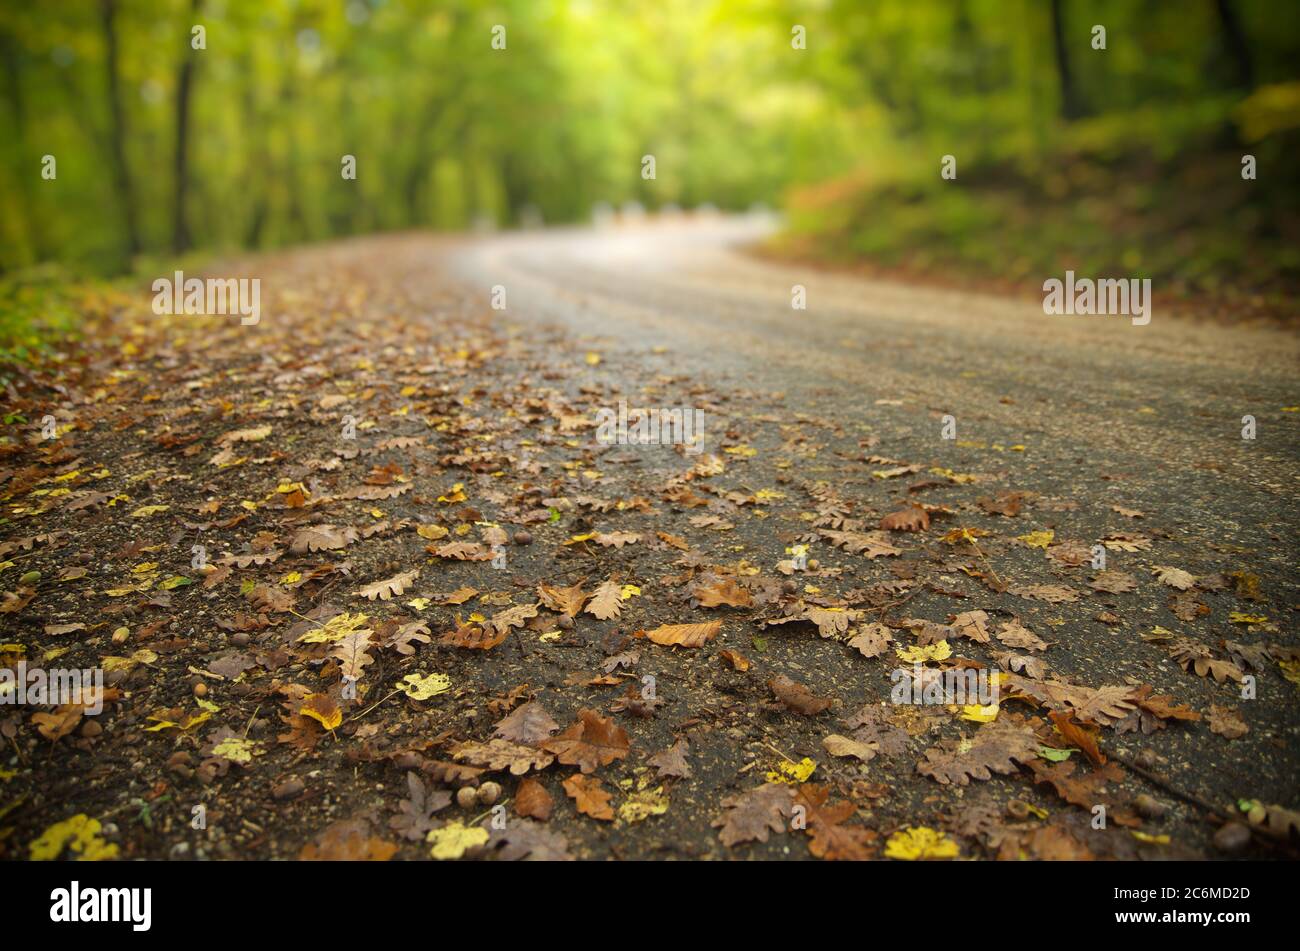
1;0;1298;328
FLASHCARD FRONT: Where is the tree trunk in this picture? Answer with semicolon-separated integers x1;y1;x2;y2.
1214;0;1255;90
172;0;204;253
100;0;141;261
1049;0;1085;120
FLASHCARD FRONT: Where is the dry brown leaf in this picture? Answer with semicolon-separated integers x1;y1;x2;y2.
639;620;721;648
540;708;631;773
712;783;795;846
693;578;754;609
562;773;615;821
916;716;1039;785
880;507;930;532
514;777;554;821
494;700;561;746
585;579;624;620
769;675;833;715
537;581;588;616
353;569;418;601
647;738;692;779
1208;704;1248;739
290;524;358;554
452;738;555;775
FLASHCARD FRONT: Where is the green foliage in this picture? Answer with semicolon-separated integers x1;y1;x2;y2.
0;0;1297;312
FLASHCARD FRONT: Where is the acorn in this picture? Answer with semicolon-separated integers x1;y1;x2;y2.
456;786;478;809
1212;822;1251;853
1134;794;1167;819
478;781;501;806
193;682;208;698
807;558;820;570
557;615;574;630
513;530;532;546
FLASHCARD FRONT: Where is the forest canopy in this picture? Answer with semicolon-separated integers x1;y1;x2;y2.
1;0;1297;286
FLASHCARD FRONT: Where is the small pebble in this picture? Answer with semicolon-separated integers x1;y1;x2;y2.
513;530;532;545
80;720;103;738
272;778;305;800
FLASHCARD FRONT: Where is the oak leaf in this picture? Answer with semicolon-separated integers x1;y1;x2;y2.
639;621;721;648
452;738;555;775
916;717;1039;785
514;777;555;821
584;579;624;620
712;783;795;846
541;708;630;773
356;569;419;601
562;773;614;821
493;700;561;746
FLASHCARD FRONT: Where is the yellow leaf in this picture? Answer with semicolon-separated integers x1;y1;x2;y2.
618;786;670;823
407;598;431;611
896;641;952;663
298;612;371;644
29;814;119;861
584;351;602;366
437;483;467;504
300;696;342;731
131;562;158;573
130;505;169;517
211;736;257;763
428;821;489;860
1129;830;1170;845
765;756;817;784
960;703;1000;723
884;826;959;861
1017;530;1054;549
397;673;451;701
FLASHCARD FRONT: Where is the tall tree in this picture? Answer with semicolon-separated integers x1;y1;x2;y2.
99;0;140;260
172;0;204;253
1214;0;1255;90
1049;0;1085;120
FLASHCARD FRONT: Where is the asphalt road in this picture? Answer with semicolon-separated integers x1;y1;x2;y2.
445;217;1300;855
451;214;1298;521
